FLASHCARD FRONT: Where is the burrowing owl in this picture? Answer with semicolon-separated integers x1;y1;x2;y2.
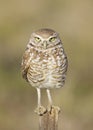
21;28;68;115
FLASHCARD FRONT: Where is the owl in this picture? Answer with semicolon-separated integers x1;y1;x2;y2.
21;28;68;115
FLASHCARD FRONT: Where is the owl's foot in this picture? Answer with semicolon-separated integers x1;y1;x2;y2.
34;106;47;116
47;105;61;113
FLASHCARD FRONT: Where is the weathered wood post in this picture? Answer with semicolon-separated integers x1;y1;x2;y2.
36;106;60;130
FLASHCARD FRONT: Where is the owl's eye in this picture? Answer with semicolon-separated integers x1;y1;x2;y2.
35;37;41;42
49;37;56;42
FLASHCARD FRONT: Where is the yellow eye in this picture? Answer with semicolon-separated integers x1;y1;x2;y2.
49;37;56;42
35;37;41;42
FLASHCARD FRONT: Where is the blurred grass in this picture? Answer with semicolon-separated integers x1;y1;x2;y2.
0;0;93;130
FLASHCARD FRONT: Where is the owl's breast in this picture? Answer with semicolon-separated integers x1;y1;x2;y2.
27;47;67;89
43;52;65;88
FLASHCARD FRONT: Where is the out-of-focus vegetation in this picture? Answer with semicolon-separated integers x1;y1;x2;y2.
0;0;93;130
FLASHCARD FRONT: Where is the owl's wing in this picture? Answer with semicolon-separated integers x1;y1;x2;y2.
62;53;68;74
21;49;31;81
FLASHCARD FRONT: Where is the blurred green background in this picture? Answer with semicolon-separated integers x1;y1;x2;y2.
0;0;93;130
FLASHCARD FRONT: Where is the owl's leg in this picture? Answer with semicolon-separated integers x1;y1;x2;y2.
37;88;41;106
46;89;53;111
34;88;46;116
46;89;52;106
46;89;60;112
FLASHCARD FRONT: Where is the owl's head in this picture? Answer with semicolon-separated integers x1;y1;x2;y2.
28;28;61;50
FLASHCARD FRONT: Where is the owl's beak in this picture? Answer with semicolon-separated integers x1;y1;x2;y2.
43;41;47;49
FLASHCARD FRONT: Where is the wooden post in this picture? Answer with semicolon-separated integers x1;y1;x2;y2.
37;106;60;130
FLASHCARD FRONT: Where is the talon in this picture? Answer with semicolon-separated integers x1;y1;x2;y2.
47;105;61;113
47;105;52;112
52;106;61;113
34;106;47;116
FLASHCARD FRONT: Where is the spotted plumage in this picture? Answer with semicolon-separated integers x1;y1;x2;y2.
21;28;68;115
